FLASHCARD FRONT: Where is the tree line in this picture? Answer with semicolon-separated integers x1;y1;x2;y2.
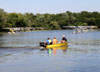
0;8;100;31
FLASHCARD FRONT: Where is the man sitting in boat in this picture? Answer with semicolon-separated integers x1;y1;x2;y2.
52;37;58;44
61;35;67;43
46;38;52;45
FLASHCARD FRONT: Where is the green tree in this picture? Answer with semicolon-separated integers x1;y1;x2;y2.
0;8;7;30
7;13;19;27
49;21;61;30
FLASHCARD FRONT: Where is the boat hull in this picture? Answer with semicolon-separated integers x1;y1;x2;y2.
46;42;68;48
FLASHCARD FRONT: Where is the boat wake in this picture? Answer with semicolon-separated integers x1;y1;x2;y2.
0;46;41;49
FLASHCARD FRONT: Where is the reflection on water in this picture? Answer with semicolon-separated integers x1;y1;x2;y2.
45;46;68;55
0;30;100;72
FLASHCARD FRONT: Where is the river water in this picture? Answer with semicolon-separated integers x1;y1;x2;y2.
0;30;100;72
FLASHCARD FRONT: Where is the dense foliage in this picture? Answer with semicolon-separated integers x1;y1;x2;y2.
0;8;100;31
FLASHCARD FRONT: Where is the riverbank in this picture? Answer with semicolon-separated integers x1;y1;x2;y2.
1;26;98;32
1;27;47;32
63;26;98;29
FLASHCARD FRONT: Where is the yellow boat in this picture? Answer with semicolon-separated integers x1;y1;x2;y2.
54;46;68;50
46;42;68;48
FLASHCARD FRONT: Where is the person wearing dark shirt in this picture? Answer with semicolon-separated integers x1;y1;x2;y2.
61;35;67;43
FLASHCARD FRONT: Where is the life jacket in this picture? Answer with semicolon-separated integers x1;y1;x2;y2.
49;40;51;43
47;39;52;45
53;39;58;44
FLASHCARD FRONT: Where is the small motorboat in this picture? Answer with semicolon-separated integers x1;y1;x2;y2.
39;42;68;48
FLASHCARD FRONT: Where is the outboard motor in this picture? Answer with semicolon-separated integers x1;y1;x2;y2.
39;42;46;47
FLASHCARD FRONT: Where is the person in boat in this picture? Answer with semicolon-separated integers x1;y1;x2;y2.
46;38;52;45
61;35;67;43
52;37;58;44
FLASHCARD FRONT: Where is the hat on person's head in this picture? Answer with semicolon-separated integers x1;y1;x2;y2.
62;35;65;37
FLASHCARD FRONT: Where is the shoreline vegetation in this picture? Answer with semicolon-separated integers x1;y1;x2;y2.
0;8;100;32
2;26;98;32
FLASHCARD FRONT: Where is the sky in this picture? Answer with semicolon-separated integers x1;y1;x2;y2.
0;0;100;14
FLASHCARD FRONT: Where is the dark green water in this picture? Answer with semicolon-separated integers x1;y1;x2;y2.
0;30;100;72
